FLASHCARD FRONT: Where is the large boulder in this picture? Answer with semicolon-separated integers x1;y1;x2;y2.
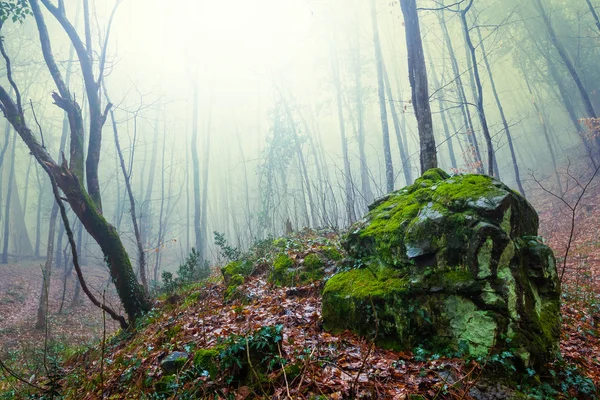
322;169;560;369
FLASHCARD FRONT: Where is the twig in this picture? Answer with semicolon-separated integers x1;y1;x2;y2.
0;357;45;391
100;290;106;399
0;22;23;114
531;156;600;283
278;342;292;399
29;99;46;149
245;336;268;397
43;162;128;329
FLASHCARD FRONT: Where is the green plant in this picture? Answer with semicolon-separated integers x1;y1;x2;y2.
160;249;210;293
217;324;284;384
214;231;241;262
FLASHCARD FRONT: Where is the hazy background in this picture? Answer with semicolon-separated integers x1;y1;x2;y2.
0;0;595;277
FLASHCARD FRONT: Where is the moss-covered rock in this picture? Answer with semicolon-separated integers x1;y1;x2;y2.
193;348;219;379
160;351;189;375
221;260;253;302
269;252;327;287
322;169;560;370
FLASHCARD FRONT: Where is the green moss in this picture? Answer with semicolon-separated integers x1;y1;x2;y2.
165;325;182;340
303;253;324;271
442;269;475;286
221;260;252;283
274;253;293;272
224;274;245;302
154;375;177;394
269;253;325;286
432;174;504;205
322;267;410;346
444;296;497;357
193;349;219;379
345;173;508;268
477;238;494;279
420;168;451;182
319;246;343;261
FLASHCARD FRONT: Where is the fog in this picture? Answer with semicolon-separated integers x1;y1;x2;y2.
0;0;597;277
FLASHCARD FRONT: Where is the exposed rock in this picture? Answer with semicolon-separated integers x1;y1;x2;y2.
160;351;189;375
322;169;560;370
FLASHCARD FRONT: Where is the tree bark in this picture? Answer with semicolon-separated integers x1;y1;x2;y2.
1;0;151;323
424;42;457;170
400;0;438;173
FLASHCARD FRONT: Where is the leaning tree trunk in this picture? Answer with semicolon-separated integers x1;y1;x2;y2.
400;0;438;173
0;0;151;323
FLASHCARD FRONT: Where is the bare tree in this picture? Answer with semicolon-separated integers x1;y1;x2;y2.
400;0;438;173
0;0;149;324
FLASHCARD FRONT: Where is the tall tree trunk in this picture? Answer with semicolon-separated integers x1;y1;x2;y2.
534;0;597;120
1;130;15;264
141;117;160;253
153;124;167;282
35;202;57;329
371;0;395;191
476;26;525;194
107;91;147;292
585;0;600;33
460;1;496;176
353;0;373;204
34;166;43;258
400;0;438;173
438;10;483;172
521;68;562;192
278;88;318;228
383;62;413;185
424;42;457;170
331;42;357;222
199;95;212;259
191;83;202;253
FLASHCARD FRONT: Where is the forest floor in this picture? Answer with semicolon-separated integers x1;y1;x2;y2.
1;164;600;399
0;262;121;375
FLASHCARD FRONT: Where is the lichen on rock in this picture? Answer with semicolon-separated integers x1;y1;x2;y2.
322;169;560;370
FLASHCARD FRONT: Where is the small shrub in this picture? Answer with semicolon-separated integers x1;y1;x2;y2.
160;248;210;293
214;231;241;262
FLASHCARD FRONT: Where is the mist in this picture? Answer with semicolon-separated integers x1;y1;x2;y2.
1;0;600;395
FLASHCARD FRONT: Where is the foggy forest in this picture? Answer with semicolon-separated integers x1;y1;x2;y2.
0;0;600;398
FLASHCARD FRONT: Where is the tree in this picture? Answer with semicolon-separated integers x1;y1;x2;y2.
400;0;438;173
458;0;496;177
371;0;395;192
0;0;150;325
